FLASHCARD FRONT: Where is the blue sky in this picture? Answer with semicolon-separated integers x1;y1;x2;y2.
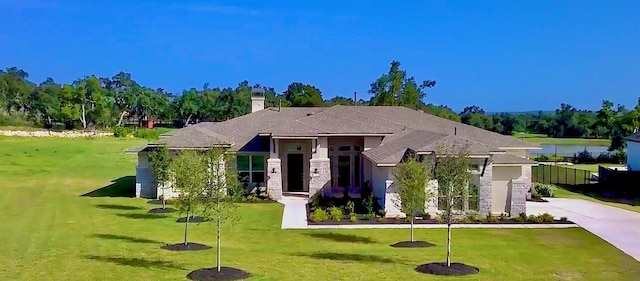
1;0;638;112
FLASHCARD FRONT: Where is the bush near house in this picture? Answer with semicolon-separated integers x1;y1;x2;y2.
534;183;557;197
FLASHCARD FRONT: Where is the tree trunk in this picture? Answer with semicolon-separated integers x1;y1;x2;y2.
80;103;87;129
117;111;126;126
446;223;451;267
410;217;414;242
183;209;190;245
217;216;221;272
185;114;193;127
47;115;52;127
161;183;166;209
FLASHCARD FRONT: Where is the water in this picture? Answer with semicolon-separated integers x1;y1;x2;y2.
530;145;610;157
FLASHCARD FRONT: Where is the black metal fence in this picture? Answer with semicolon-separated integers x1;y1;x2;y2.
532;165;594;185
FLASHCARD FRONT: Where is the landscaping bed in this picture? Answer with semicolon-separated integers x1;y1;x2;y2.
307;206;573;225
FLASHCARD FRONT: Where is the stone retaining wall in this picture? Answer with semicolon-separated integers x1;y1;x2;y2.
0;130;113;138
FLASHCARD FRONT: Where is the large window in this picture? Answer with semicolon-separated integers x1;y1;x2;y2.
237;155;265;189
329;144;362;187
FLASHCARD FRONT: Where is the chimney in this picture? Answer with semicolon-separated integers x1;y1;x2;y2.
250;87;265;113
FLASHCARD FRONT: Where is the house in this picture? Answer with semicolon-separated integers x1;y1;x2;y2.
626;132;640;171
133;92;540;217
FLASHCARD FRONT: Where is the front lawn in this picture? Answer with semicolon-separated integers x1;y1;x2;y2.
513;133;611;146
1;137;639;280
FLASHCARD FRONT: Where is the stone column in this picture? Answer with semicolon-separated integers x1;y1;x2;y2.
309;158;331;199
478;163;493;215
384;180;404;218
425;179;439;215
521;165;532;199
508;179;527;216
266;158;283;200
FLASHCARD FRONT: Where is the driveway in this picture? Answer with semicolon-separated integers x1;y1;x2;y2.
528;198;640;261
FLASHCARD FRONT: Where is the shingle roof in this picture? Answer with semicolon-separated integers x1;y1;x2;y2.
156;105;540;164
626;132;640;143
492;154;538;165
362;130;447;164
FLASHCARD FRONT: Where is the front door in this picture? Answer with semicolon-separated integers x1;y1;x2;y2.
287;154;304;192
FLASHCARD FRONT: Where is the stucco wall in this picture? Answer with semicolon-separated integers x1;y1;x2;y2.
313;137;329;159
372;165;391;211
364;136;382;150
627;142;640;171
136;152;157;199
491;166;523;213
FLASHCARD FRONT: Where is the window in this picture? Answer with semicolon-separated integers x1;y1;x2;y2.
437;184;479;212
237;155;265;189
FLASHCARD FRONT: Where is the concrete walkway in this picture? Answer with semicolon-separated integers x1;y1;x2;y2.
528;198;640;262
278;196;309;229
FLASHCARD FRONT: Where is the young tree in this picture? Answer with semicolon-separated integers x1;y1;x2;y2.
172;150;208;245
392;156;432;243
434;144;473;267
201;148;241;272
148;145;172;211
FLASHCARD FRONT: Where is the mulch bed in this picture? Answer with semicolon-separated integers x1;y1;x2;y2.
176;216;208;223
161;242;212;251
415;262;479;276
186;267;251;281
391;241;435;248
148;207;177;214
527;198;549;202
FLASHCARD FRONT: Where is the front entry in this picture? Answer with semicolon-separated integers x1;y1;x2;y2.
287;154;304;192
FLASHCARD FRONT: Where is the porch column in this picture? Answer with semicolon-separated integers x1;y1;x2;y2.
266;158;283;200
478;163;493;215
309;158;331;199
425;179;439;215
508;179;527;217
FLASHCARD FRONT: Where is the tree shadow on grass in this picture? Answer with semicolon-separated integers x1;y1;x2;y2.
80;176;135;197
304;232;377;244
90;234;162;244
116;213;167;220
295;252;395;263
85;255;185;270
95;204;141;211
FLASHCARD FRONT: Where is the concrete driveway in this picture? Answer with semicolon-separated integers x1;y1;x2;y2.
528;198;640;261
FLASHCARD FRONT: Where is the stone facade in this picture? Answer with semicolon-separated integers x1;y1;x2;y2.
521;165;532;199
425;179;439;214
508;179;527;216
266;158;283;200
309;158;331;198
478;163;493;215
384;180;405;218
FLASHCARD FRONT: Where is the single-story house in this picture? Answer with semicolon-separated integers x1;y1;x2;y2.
626;132;640;171
132;93;540;217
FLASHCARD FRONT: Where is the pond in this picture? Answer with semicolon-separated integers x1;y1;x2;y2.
530;145;610;157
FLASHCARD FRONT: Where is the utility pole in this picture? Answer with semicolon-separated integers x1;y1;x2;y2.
353;91;357;106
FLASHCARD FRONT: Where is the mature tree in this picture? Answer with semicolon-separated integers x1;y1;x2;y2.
149;146;173;211
201;148;242;272
369;61;436;109
392;156;433;243
103;71;139;126
283;82;323;107
434;144;473;267
175;88;201;125
172;150;208;246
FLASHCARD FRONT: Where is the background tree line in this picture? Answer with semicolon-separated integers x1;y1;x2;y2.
1;62;638;151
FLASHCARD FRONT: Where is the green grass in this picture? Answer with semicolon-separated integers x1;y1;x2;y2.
555;188;640;214
513;133;611;146
1;137;639;280
564;164;625;172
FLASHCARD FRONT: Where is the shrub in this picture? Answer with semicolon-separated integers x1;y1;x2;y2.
514;215;526;223
499;213;510;221
540;213;555;223
363;213;375;220
345;201;355;214
518;213;527;220
328;207;343;222
244;195;260;203
575;149;596;164
530;215;544;224
310;209;329;222
349;212;358;222
377;217;386;222
435;216;445;224
112;126;133;138
310;195;323;210
134;128;161;140
534;183;557;197
363;196;374;215
465;212;479;222
376;209;386;218
486;214;499;223
560;216;568;222
535;154;549;161
421;212;432;220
